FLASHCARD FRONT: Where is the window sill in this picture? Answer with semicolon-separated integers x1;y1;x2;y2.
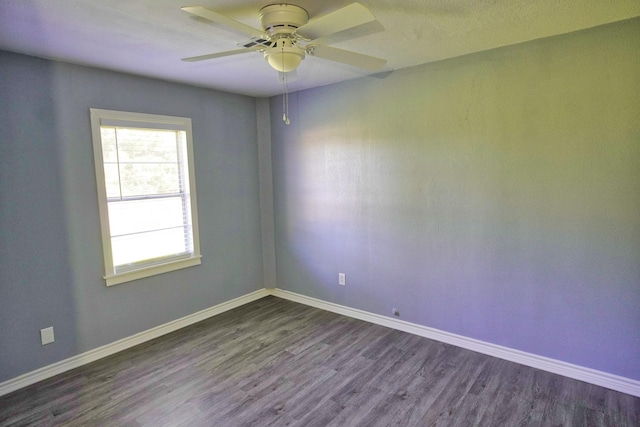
104;255;202;286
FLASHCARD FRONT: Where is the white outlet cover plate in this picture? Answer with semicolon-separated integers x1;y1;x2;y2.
40;327;55;345
338;273;346;286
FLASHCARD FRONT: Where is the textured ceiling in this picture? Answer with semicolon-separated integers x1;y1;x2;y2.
1;0;639;97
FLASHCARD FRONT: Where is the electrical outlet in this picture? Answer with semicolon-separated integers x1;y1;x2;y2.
338;273;346;286
392;308;400;317
40;327;55;346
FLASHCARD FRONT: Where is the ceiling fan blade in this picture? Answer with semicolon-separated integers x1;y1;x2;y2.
296;3;376;40
308;20;385;47
309;45;386;70
182;48;254;62
181;6;264;38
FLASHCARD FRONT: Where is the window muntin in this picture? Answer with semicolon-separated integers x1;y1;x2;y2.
90;109;201;286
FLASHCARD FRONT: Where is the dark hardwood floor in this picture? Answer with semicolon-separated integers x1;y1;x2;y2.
1;296;639;426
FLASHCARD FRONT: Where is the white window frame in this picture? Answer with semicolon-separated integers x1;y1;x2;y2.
90;108;202;286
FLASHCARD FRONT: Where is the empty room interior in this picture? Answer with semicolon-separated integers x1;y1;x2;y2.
1;0;639;425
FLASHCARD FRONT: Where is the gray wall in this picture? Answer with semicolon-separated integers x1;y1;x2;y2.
271;18;640;380
0;51;264;382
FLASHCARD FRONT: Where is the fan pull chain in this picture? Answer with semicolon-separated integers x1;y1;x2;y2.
284;81;290;125
281;45;290;125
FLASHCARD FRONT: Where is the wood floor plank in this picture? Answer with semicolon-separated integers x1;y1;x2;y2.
1;296;638;426
324;387;388;427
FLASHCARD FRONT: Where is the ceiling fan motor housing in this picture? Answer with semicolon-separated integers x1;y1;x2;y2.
259;4;309;35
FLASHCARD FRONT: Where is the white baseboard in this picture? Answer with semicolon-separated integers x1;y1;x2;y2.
271;288;640;398
0;289;270;397
3;287;639;399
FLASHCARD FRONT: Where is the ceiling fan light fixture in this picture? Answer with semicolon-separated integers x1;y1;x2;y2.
264;43;305;73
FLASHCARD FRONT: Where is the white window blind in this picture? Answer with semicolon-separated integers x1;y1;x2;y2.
90;109;201;286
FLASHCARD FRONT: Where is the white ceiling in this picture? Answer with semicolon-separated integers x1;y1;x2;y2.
1;0;639;97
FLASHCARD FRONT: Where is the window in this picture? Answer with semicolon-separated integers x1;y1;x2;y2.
90;109;201;286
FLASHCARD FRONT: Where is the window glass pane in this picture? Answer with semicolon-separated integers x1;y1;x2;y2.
91;109;200;284
118;163;180;197
100;127;118;162
115;128;179;163
103;164;121;199
111;228;188;267
108;198;186;237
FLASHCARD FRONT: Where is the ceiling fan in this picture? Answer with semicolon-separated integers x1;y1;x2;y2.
180;2;387;74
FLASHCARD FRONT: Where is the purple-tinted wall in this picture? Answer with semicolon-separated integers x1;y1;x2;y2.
270;18;640;380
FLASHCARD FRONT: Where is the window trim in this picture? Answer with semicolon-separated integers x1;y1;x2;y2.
90;108;201;286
